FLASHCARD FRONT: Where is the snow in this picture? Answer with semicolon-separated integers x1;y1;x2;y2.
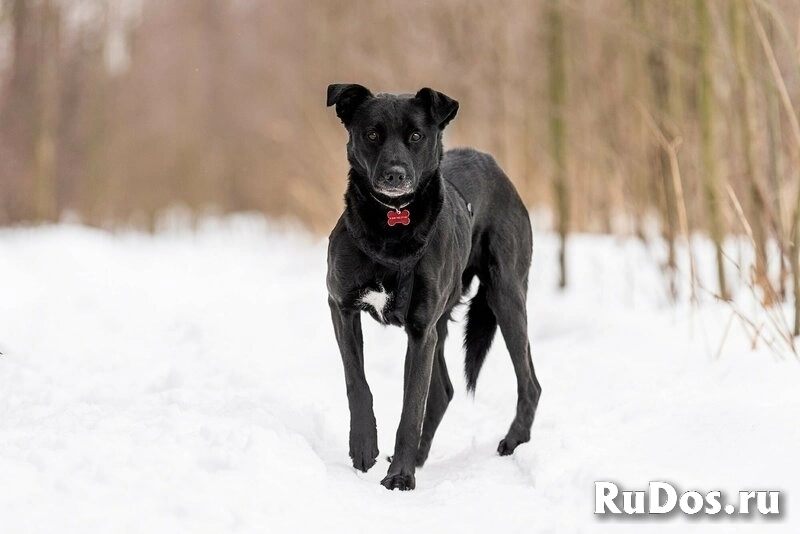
1;217;798;533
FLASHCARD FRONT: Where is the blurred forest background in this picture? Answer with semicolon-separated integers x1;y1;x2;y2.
2;0;800;331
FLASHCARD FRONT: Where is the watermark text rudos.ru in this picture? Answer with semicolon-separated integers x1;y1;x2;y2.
595;481;780;516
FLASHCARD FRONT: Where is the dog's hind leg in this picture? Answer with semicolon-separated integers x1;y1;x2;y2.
416;316;454;467
486;281;542;456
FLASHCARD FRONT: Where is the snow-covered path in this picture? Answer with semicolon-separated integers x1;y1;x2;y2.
1;220;798;533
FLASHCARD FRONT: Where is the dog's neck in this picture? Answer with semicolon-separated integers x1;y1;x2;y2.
344;169;445;269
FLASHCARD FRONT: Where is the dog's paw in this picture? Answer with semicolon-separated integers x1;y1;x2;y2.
497;438;516;456
497;435;528;456
380;471;416;491
349;431;379;472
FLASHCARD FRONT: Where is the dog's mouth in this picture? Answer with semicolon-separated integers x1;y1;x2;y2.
373;184;413;198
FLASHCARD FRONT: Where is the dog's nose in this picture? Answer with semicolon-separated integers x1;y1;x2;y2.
382;166;406;185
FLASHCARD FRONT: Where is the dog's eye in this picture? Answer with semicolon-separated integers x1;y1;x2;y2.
367;130;379;142
409;132;422;143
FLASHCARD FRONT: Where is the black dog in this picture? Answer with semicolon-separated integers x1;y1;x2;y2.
326;84;541;490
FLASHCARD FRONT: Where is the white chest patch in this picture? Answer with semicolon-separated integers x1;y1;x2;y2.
359;284;392;322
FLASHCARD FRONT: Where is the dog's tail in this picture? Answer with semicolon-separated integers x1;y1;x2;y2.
463;283;497;393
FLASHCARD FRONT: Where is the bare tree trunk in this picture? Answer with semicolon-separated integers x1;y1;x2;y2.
696;0;730;301
84;60;108;224
546;0;569;289
10;0;30;84
764;17;787;300
2;0;36;220
644;1;678;299
34;0;60;222
794;187;800;336
202;0;230;212
629;0;649;240
731;0;771;304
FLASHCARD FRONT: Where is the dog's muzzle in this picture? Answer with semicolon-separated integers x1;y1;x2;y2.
374;166;413;197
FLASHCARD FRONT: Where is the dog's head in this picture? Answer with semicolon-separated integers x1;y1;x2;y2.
327;84;458;200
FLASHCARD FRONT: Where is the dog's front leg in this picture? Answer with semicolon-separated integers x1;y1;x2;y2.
329;298;379;472
381;328;438;490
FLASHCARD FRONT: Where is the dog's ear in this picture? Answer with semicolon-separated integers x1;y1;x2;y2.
327;84;373;127
415;88;459;129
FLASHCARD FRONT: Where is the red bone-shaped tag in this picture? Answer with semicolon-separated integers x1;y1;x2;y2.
387;210;410;226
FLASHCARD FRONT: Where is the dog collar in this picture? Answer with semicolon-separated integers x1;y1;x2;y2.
370;194;411;227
